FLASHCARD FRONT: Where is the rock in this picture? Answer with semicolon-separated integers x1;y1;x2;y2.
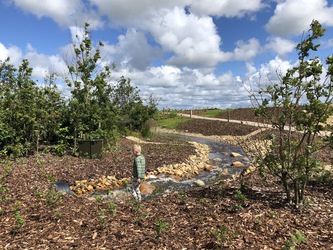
146;175;158;180
204;165;218;171
174;169;183;176
221;169;229;175
231;161;245;167
194;180;205;187
242;157;250;162
230;152;242;157
140;183;156;195
324;165;332;171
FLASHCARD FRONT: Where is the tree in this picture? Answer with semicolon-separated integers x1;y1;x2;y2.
35;73;69;155
65;22;116;150
249;20;333;207
65;23;159;147
112;76;159;135
0;59;67;157
0;59;39;156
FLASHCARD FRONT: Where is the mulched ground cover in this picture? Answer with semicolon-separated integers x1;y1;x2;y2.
0;111;332;249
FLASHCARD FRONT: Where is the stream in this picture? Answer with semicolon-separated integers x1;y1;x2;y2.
86;135;251;202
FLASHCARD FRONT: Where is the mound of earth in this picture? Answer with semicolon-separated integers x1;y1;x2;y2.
177;118;259;136
0;119;332;249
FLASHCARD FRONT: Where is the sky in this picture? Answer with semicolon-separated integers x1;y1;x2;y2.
1;0;333;110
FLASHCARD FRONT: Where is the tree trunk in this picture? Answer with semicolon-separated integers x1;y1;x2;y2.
281;173;291;203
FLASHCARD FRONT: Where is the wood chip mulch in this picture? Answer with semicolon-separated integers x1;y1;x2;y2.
1;116;332;249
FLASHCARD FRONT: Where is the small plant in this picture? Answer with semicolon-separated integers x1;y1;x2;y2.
0;184;10;202
211;225;228;242
177;191;188;204
98;209;106;226
107;201;117;214
54;212;61;220
199;198;207;204
211;225;239;246
134;212;149;226
44;188;63;209
123;182;130;189
94;195;103;202
282;230;307;250
267;211;276;218
47;175;56;183
234;189;247;203
36;158;45;166
13;201;25;228
0;165;13;180
131;201;142;213
155;218;169;236
230;189;247;211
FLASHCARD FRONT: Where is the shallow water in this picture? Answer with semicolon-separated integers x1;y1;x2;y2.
93;135;251;202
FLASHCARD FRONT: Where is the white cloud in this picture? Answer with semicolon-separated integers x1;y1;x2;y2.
146;65;183;88
232;38;261;61
69;26;86;44
89;0;189;26
0;43;22;65
112;64;251;109
7;0;103;28
4;0;332;110
114;29;162;71
259;56;293;82
25;44;68;78
266;0;333;36
189;0;264;17
265;36;295;57
147;7;223;68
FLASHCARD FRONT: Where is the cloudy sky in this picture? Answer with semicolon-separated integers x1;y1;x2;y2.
1;0;333;110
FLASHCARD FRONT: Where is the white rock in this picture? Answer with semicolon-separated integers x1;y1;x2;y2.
230;152;242;157
194;180;205;187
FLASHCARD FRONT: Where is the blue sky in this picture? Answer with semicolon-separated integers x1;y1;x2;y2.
1;0;333;110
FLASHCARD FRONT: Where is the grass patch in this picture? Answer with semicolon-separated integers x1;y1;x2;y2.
157;116;190;129
202;109;228;118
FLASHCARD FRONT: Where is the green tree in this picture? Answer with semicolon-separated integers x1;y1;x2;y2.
250;20;333;207
0;58;67;157
65;22;117;150
0;59;39;156
35;73;69;154
0;58;16;151
112;76;158;134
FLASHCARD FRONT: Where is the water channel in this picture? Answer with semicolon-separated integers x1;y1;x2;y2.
91;135;251;202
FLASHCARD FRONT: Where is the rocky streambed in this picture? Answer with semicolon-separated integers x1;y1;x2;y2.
68;133;253;202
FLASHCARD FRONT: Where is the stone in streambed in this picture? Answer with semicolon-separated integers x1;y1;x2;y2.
230;152;242;158
140;183;156;195
194;180;205;187
231;161;245;167
204;165;218;171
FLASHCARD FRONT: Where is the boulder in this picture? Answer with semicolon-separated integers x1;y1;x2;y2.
204;165;218;171
242;157;250;162
231;161;245;167
230;152;242;158
194;180;205;187
140;183;156;195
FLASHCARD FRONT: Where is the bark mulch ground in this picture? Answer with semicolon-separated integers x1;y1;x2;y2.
0;110;332;249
